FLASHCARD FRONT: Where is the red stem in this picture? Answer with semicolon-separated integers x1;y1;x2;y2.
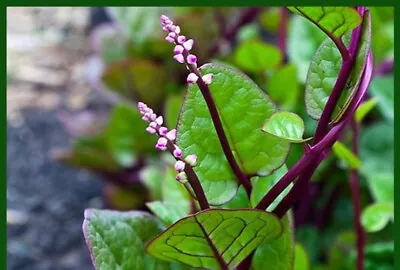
278;8;288;59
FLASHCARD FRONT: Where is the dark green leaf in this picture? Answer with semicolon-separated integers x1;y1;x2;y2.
305;12;371;120
177;63;290;205
252;214;295;270
146;209;283;269
83;209;174;269
233;40;282;72
262;112;307;143
288;7;362;38
361;202;393;233
366;173;394;203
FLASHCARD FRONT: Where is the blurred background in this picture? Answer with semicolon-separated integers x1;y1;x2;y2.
7;7;393;270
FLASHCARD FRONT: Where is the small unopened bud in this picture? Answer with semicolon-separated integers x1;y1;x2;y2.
185;154;198;167
174;45;184;55
166;129;177;141
155;137;168;151
155;116;163;126
174;26;181;34
159;127;168;136
173;146;182;158
167;24;177;32
187;73;198;84
173;54;184;64
176;172;187;183
168;32;177;39
202;73;214;85
146;127;156;134
149;113;157;121
174;160;185;172
187;54;197;65
165;36;174;43
183;39;194;50
149;122;157;129
177;35;186;44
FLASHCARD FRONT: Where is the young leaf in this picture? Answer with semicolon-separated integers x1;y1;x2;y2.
355;97;378;123
105;104;156;167
233;40;282;72
177;63;290;205
261;112;307;143
83;209;176;270
305;11;371;120
294;243;310;270
332;141;362;169
361;202;394;233
146;209;283;269
252;214;295;270
288;7;362;38
368;75;394;122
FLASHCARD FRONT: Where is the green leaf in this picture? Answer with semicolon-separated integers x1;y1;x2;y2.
146;201;190;227
102;59;168;108
360;122;393;176
250;165;291;211
332;142;362;169
146;209;283;269
355;98;378;123
288;7;362;38
361;202;394;233
287;16;326;82
369;75;394;122
105;104;156;167
305;11;371;120
233;40;282;72
262;112;307;143
219;186;250;209
267;64;299;110
294;243;310;270
259;8;281;33
366;173;394;203
252;214;295;270
176;63;290;205
162;167;193;204
83;209;174;270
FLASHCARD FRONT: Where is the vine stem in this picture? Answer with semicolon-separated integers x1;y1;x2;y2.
278;7;288;60
181;50;253;196
349;119;365;270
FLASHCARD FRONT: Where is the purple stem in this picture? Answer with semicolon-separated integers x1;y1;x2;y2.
278;8;288;60
374;58;394;76
349;119;365;270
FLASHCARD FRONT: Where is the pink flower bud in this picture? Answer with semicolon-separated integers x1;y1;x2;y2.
202;73;214;85
159;126;168;136
165;36;174;43
149;122;157;129
166;129;177;141
174;26;181;34
146;127;156;134
183;39;194;50
168;32;177;39
155;137;168;151
162;26;169;32
160;15;169;22
167;24;177;32
174;160;185;172
155;116;163;126
149;113;157;121
174;45;184;55
173;54;184;64
184;154;198;167
173;146;182;158
187;54;197;65
138;102;146;110
176;172;187;182
177;35;186;44
187;73;198;84
142;115;149;121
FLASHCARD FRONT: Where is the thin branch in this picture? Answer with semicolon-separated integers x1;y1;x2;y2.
182;50;253;196
278;7;288;61
349;119;365;270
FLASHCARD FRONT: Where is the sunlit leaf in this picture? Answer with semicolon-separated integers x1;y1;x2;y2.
332;141;362;169
355;98;378;123
262;112;307;143
361;202;394;233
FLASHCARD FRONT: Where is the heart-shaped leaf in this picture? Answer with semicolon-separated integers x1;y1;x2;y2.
332;141;362;169
252;214;295;270
233;40;282;72
262;112;307;143
83;209;181;270
304;11;371;120
176;63;290;205
146;209;283;269
361;202;394;233
355;97;378;123
288;7;362;38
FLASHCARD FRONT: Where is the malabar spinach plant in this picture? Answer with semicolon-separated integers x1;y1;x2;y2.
80;7;393;270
